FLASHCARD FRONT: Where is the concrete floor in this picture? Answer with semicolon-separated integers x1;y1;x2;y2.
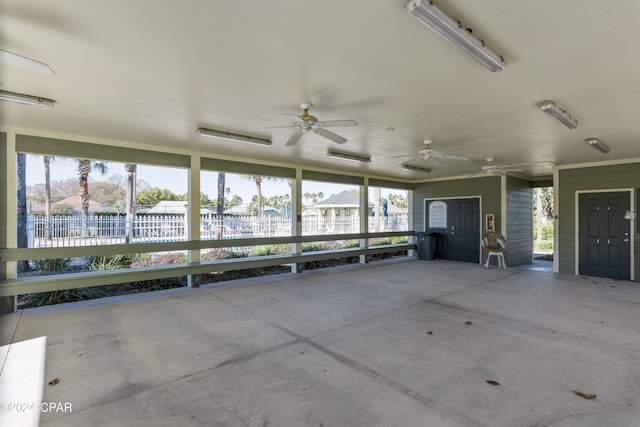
2;258;640;426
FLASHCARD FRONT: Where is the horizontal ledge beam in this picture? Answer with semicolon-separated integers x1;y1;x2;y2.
0;243;416;297
0;231;415;262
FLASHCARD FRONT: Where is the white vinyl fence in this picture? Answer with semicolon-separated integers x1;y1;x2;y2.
27;213;409;248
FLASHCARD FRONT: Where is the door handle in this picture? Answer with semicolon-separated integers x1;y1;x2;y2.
624;238;630;243
596;237;600;244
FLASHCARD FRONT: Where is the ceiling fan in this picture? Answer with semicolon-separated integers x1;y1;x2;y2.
397;140;470;164
282;102;358;146
477;158;525;176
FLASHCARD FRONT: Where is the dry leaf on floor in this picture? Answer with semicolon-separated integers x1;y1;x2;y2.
572;390;597;399
49;378;60;385
465;321;473;325
486;380;500;386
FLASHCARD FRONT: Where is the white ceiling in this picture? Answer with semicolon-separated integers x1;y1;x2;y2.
2;0;639;180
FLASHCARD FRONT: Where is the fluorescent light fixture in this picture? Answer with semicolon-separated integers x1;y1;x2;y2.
405;0;507;72
585;137;610;153
539;100;578;129
0;49;55;75
402;164;431;173
0;89;54;108
326;150;371;163
197;127;271;146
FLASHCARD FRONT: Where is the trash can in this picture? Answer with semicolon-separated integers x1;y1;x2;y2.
417;232;439;260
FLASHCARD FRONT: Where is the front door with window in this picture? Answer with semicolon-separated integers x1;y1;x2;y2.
578;191;631;280
426;198;480;263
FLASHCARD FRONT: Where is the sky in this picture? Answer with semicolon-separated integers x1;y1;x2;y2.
24;155;393;204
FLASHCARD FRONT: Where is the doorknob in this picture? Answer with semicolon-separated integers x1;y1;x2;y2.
624;238;630;243
596;237;600;244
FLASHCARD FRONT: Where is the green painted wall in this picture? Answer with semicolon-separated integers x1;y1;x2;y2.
412;176;502;232
558;163;640;278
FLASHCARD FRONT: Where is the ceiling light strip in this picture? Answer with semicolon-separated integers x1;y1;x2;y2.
326;151;371;163
539;100;578;129
197;127;271;146
585;138;610;153
0;90;55;109
402;164;431;173
405;0;507;72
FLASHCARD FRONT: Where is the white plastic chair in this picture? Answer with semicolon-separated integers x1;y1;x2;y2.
482;232;507;269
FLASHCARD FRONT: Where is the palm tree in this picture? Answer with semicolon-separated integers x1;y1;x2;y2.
242;175;282;218
77;159;109;236
43;155;54;240
124;163;137;243
17;153;29;272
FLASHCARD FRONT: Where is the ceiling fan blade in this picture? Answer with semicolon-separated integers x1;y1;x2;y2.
313;128;347;144
285;131;304;146
316;119;359;128
0;49;55;75
441;154;470;161
501;168;525;172
391;154;420;159
283;113;302;122
251;125;295;130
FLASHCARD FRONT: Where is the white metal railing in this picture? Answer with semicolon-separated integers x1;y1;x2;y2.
27;213;409;248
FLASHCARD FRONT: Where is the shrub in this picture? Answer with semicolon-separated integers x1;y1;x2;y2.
302;242;326;252
19;286;112;308
252;244;288;256
369;238;392;246
32;257;72;274
88;254;134;271
537;241;554;250
131;252;187;267
390;236;408;244
542;221;554;240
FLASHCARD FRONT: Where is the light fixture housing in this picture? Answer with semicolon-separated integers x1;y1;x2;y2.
405;0;507;72
326;150;371;163
402;164;431;173
0;89;54;109
539;100;578;129
197;127;271;146
585;137;610;153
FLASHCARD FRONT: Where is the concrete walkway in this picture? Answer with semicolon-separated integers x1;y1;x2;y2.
2;259;640;426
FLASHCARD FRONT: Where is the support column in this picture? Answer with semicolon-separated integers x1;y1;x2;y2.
360;178;369;264
407;189;416;258
1;132;17;313
291;169;303;273
187;155;201;287
553;166;560;274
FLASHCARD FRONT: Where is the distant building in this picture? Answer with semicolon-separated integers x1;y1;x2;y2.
31;195;103;214
224;204;280;216
148;200;213;214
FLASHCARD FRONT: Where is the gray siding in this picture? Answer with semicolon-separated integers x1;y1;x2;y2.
506;176;533;266
558;163;640;278
413;176;502;231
